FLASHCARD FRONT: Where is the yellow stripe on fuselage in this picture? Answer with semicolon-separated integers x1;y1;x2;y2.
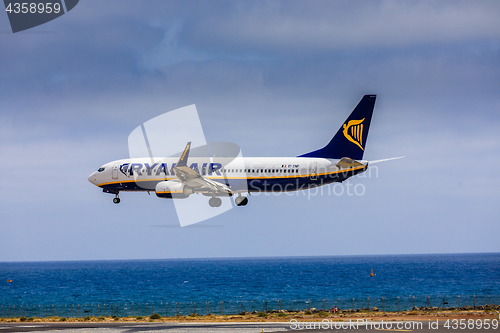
96;165;366;188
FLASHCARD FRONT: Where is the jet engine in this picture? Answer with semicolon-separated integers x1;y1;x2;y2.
155;180;193;199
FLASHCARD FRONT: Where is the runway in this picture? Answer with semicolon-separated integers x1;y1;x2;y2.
0;322;290;332
0;320;497;332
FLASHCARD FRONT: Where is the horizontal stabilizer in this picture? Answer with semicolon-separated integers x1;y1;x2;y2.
366;156;406;164
336;157;366;169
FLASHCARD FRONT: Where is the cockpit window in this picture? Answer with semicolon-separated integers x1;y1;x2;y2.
98;167;105;172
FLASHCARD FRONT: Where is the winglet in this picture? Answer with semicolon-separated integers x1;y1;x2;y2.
176;142;191;167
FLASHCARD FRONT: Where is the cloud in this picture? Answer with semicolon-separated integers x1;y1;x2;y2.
180;1;500;55
0;0;499;260
0;137;121;203
1;0;498;111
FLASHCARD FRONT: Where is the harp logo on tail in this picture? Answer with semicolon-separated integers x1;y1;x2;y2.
343;118;365;150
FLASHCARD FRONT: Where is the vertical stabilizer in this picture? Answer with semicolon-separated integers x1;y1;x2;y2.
299;95;376;160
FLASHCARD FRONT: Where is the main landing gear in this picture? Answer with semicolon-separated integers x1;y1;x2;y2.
208;195;248;207
209;197;222;207
235;195;248;206
113;192;120;204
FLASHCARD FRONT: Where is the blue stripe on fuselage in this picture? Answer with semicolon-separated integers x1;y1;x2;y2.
99;167;365;193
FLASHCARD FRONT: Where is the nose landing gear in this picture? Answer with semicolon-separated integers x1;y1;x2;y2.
113;192;120;204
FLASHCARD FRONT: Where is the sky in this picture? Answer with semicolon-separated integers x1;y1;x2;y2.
0;0;499;261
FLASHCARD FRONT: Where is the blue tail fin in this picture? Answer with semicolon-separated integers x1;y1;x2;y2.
299;95;376;160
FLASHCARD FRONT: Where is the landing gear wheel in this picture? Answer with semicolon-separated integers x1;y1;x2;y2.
235;196;248;206
113;197;121;204
209;197;222;207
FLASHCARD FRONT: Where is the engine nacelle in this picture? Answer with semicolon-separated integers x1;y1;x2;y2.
155;180;193;199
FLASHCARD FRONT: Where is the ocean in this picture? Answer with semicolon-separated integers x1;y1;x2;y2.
1;253;499;316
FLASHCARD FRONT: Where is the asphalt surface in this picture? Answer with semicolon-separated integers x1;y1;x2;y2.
0;322;289;332
0;320;498;332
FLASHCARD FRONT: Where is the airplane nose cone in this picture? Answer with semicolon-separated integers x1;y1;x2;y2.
88;172;97;185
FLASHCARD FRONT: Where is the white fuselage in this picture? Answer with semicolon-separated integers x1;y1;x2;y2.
88;157;367;194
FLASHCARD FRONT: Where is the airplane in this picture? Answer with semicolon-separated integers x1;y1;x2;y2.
88;95;403;207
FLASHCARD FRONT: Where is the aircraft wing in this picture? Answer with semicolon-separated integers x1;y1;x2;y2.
173;142;233;195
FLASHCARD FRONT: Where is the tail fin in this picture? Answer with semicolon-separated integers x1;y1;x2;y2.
299;95;376;160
